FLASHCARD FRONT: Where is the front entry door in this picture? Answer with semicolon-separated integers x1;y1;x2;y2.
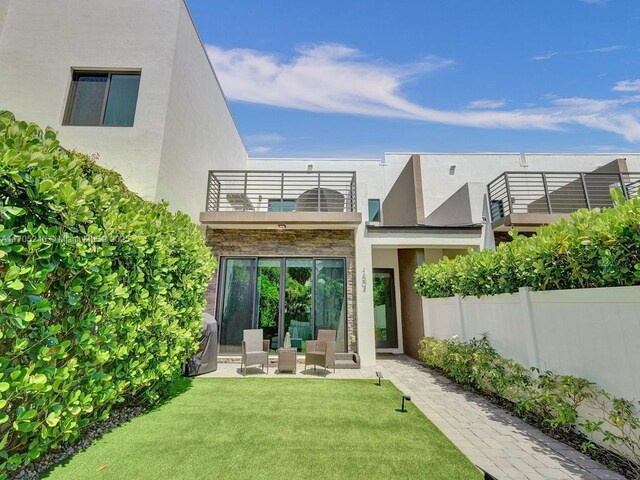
373;268;399;349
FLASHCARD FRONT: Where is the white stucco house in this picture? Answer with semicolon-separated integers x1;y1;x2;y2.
1;0;639;367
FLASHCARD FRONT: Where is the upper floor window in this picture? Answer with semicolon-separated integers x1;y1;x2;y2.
64;71;141;127
368;199;381;222
490;199;504;222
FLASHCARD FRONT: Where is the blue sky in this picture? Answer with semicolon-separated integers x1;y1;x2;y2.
187;0;640;157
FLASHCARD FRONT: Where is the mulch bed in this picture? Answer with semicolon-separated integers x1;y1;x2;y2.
8;405;147;480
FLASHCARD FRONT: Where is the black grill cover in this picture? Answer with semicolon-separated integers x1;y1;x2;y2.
183;313;218;376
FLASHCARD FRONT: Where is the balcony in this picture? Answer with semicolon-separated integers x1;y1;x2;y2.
488;171;640;231
200;170;361;229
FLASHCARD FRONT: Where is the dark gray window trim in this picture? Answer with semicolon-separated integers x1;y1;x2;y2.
63;69;141;127
368;198;382;223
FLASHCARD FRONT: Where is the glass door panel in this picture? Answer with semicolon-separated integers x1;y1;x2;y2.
284;259;313;351
255;258;281;351
373;269;398;349
314;259;346;352
219;258;256;354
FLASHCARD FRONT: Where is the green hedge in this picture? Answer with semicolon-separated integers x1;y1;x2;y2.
419;336;640;474
0;111;216;476
414;192;640;298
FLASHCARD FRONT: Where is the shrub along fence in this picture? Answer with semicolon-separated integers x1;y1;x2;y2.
414;191;640;299
0;111;216;477
420;336;640;478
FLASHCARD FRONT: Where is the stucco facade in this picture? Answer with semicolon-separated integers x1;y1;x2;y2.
2;0;640;367
0;0;247;221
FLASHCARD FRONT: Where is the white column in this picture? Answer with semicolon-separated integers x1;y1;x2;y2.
354;181;376;366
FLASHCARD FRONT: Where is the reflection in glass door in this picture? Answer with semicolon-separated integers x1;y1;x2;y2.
255;258;282;351
314;259;346;352
219;258;256;354
284;259;313;351
373;269;398;349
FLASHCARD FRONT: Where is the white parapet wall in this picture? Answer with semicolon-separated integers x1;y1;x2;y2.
422;285;640;401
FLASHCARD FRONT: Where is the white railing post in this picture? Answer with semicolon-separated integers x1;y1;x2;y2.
519;287;542;370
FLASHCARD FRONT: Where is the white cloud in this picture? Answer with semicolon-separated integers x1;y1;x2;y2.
243;132;285;155
249;146;272;154
207;43;640;142
467;99;507;109
613;79;640;93
244;133;285;143
530;45;623;61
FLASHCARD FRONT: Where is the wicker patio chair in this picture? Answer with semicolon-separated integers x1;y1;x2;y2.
305;329;336;373
241;329;269;375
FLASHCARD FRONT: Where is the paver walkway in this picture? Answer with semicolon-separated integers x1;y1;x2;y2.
203;355;626;480
378;356;626;480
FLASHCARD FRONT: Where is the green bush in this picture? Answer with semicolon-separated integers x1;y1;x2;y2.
419;336;640;476
414;192;640;298
0;111;216;477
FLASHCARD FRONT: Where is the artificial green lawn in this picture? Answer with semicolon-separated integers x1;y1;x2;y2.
44;379;482;480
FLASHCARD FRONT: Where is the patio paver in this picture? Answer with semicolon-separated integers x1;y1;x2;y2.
376;356;627;480
202;355;626;480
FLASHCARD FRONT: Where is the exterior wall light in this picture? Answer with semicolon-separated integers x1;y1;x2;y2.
449;164;456;175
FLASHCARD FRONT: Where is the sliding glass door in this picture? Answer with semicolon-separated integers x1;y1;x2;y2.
218;257;347;354
219;258;256;354
256;258;281;351
314;259;346;352
284;259;313;351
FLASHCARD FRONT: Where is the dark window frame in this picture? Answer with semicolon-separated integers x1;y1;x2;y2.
63;70;141;127
490;199;504;222
368;198;381;222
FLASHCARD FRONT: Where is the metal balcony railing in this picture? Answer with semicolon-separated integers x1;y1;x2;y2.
488;171;640;222
206;170;357;213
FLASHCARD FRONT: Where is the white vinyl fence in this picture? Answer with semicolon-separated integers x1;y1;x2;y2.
422;285;640;401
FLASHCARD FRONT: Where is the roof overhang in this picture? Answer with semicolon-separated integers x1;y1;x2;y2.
199;211;362;230
366;224;482;233
365;224;483;248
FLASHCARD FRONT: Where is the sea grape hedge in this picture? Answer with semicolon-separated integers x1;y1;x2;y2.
0;111;216;476
414;191;640;298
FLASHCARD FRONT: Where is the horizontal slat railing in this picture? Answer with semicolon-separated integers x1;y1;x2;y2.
205;170;357;213
488;171;640;222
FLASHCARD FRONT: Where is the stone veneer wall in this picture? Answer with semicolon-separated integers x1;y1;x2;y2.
205;229;357;352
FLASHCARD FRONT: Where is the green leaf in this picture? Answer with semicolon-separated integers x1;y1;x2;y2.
45;412;60;427
0;431;9;451
29;374;47;385
0;383;9;393
6;280;24;291
37;179;54;194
